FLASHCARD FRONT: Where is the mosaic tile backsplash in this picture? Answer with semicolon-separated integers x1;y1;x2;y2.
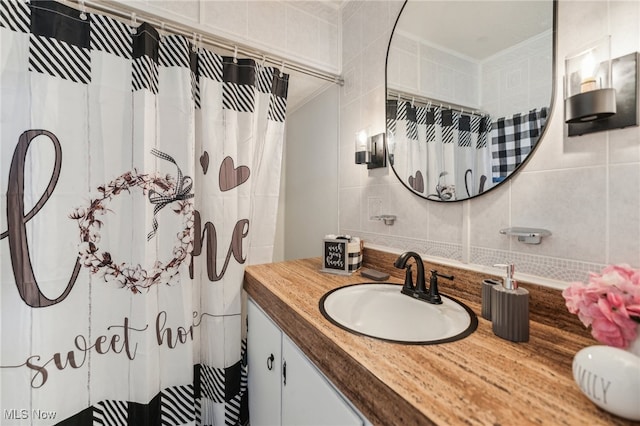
347;230;605;286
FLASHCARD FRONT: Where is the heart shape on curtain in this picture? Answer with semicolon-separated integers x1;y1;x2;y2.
200;151;210;174
408;170;424;193
219;156;250;191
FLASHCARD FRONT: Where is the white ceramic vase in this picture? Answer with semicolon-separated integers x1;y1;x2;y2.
573;334;640;421
626;331;640;357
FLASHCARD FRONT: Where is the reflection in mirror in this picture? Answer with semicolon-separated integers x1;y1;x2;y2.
386;1;555;201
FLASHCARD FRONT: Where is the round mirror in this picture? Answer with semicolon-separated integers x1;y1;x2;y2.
386;0;556;201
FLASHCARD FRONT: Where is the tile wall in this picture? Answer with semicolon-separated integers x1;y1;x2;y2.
122;0;340;73
481;31;553;119
116;0;340;110
388;32;481;110
388;29;553;123
339;0;640;287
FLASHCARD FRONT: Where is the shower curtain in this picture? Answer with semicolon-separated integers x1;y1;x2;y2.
387;100;493;201
490;107;549;183
1;1;288;425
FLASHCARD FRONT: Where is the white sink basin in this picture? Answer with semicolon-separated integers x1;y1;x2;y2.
320;283;477;344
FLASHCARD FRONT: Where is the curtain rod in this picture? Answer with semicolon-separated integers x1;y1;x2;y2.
64;0;344;86
388;89;487;117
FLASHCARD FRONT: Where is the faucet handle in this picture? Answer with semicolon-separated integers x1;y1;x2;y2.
432;270;454;281
426;270;450;305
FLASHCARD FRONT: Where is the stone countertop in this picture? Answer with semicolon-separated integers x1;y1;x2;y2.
243;254;633;425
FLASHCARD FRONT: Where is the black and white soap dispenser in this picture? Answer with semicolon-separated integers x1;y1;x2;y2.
491;264;529;342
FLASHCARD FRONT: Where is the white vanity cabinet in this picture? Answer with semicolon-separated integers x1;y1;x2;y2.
247;298;365;426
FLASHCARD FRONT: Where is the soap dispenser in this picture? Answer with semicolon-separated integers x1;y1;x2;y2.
491;264;529;342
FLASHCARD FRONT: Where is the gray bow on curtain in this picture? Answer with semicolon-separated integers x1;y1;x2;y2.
1;1;289;425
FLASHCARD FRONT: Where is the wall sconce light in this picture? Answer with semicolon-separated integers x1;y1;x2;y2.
355;130;371;164
565;37;616;124
565;36;639;137
355;130;386;169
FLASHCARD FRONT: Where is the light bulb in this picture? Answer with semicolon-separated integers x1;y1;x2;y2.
355;130;371;164
580;51;597;93
356;130;368;150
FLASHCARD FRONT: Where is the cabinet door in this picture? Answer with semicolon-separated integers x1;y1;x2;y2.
281;334;363;426
247;299;282;426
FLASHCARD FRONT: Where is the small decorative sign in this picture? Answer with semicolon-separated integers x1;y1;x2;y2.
321;236;362;276
322;238;349;275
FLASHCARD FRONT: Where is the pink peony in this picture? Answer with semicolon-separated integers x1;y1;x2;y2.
563;264;640;349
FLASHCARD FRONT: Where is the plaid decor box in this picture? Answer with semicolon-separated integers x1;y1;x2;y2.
321;235;363;275
347;238;363;273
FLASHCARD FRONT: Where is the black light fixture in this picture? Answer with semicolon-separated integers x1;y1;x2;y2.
564;37;616;124
355;130;386;169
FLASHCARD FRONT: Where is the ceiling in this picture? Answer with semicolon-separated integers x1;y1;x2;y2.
394;1;553;61
286;69;334;113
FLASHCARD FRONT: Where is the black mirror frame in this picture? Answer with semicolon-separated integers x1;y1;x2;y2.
384;0;558;202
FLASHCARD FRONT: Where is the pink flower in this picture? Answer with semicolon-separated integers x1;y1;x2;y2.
563;264;640;349
592;317;626;347
628;304;640;317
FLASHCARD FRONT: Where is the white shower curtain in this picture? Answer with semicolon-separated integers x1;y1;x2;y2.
1;1;287;425
387;100;493;201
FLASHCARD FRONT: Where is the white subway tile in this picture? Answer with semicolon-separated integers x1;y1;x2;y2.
387;182;429;240
557;1;607;60
201;1;248;40
339;187;362;231
290;1;339;24
610;125;640;164
285;5;318;60
360;0;390;51
427;201;463;245
511;168;607;264
609;1;640;57
361;35;387;95
468;185;511;250
317;20;339;68
609;163;640;265
342;4;364;62
341;54;363;104
152;0;200;22
247;2;286;52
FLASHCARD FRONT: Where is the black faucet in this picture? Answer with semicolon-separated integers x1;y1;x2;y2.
394;251;426;296
394;251;453;304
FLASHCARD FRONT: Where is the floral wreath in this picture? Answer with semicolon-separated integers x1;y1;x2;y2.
70;150;194;293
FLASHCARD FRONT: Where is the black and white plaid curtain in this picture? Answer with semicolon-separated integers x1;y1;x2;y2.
491;107;549;182
387;100;493;200
1;1;288;425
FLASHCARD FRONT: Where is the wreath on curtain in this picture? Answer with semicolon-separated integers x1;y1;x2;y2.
69;150;194;293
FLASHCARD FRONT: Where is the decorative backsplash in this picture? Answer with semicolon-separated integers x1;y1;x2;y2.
469;247;605;284
345;230;463;261
346;230;606;286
